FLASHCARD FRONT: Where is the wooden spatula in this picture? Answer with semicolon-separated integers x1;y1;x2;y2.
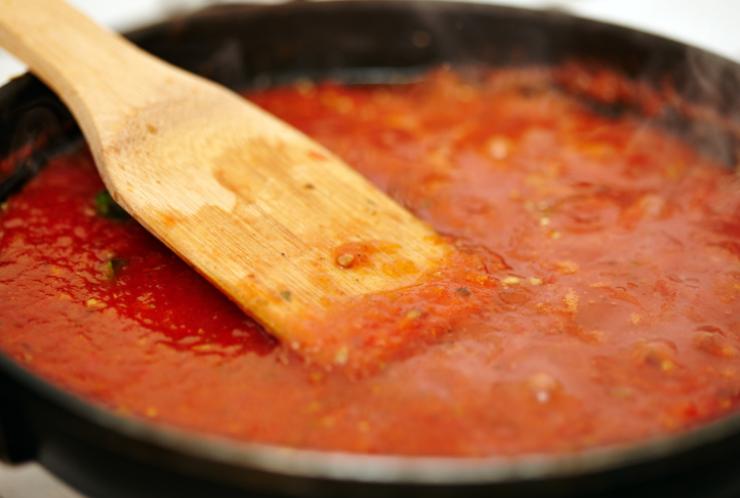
0;0;447;345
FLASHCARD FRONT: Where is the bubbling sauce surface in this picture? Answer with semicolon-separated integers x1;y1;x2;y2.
0;67;738;456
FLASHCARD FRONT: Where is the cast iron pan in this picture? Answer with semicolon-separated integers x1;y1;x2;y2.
1;2;739;497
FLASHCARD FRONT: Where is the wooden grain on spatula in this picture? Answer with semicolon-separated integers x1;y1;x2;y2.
0;0;448;347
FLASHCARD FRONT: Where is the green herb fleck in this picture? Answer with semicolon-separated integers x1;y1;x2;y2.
280;290;292;302
94;191;129;220
102;257;128;280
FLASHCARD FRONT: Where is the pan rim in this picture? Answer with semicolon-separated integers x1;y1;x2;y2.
4;347;740;485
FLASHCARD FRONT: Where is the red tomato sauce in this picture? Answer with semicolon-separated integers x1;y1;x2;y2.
1;67;739;456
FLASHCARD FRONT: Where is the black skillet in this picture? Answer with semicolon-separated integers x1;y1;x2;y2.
1;2;739;497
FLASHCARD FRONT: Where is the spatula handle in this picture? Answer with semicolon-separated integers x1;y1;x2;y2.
0;0;168;133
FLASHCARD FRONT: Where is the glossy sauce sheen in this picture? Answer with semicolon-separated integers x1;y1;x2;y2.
1;68;739;456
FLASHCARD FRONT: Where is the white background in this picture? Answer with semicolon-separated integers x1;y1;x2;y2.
0;0;739;81
0;1;738;497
